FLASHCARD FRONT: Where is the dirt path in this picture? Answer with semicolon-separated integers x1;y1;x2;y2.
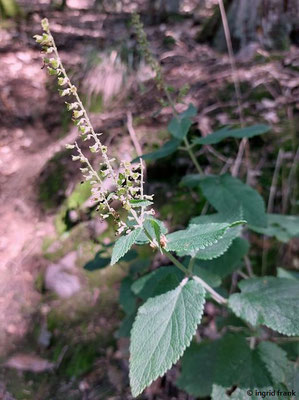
0;40;82;354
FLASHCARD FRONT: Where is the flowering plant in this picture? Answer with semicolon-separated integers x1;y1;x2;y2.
35;18;299;399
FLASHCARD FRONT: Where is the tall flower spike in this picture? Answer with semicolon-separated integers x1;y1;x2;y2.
35;18;154;232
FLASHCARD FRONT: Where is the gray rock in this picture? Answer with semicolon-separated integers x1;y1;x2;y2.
44;252;81;298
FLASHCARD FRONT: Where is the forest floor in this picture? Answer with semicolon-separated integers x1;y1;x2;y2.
0;1;298;398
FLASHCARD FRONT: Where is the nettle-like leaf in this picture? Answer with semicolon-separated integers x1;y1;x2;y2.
197;174;267;227
211;342;294;400
194;226;243;260
258;341;291;385
134;139;180;162
229;277;299;336
177;334;272;397
111;228;142;265
129;199;153;208
131;266;184;300
250;214;299;242
129;279;205;397
193;124;270;146
166;221;245;257
168;104;197;140
197;237;249;278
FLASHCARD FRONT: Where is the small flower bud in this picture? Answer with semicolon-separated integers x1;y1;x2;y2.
73;110;84;119
58;77;68;86
89;143;99;153
47;67;58;76
49;58;59;68
65;144;75;149
41;18;49;31
33;34;43;43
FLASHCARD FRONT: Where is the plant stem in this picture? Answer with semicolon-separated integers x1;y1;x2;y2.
161;248;190;276
188;257;196;274
142;225;227;305
193;275;228;304
162;83;204;175
184;137;204;174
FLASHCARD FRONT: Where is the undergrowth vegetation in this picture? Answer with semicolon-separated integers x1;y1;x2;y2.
34;15;299;400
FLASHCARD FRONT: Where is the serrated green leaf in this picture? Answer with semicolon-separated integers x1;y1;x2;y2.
129;199;153;208
166;221;245;257
133;139;180;162
177;334;271;397
250;214;299;242
129;280;205;397
191;211;244;225
193;124;270;146
111;228;142;265
194;226;243;260
229;277;299;336
83;251;110;271
131;266;184;300
258;341;291;385
199;174;267;227
197;238;249;278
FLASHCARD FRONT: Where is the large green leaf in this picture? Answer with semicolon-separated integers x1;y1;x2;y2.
191;212;241;225
194;226;243;260
197;238;249;278
166;221;245;257
211;342;295;399
131;266;184;300
250;214;299;242
111;228;142;265
199;174;267;227
177;334;271;397
129;280;205;397
133;139;180;162
258;341;291;385
193;124;270;146
229;277;299;336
